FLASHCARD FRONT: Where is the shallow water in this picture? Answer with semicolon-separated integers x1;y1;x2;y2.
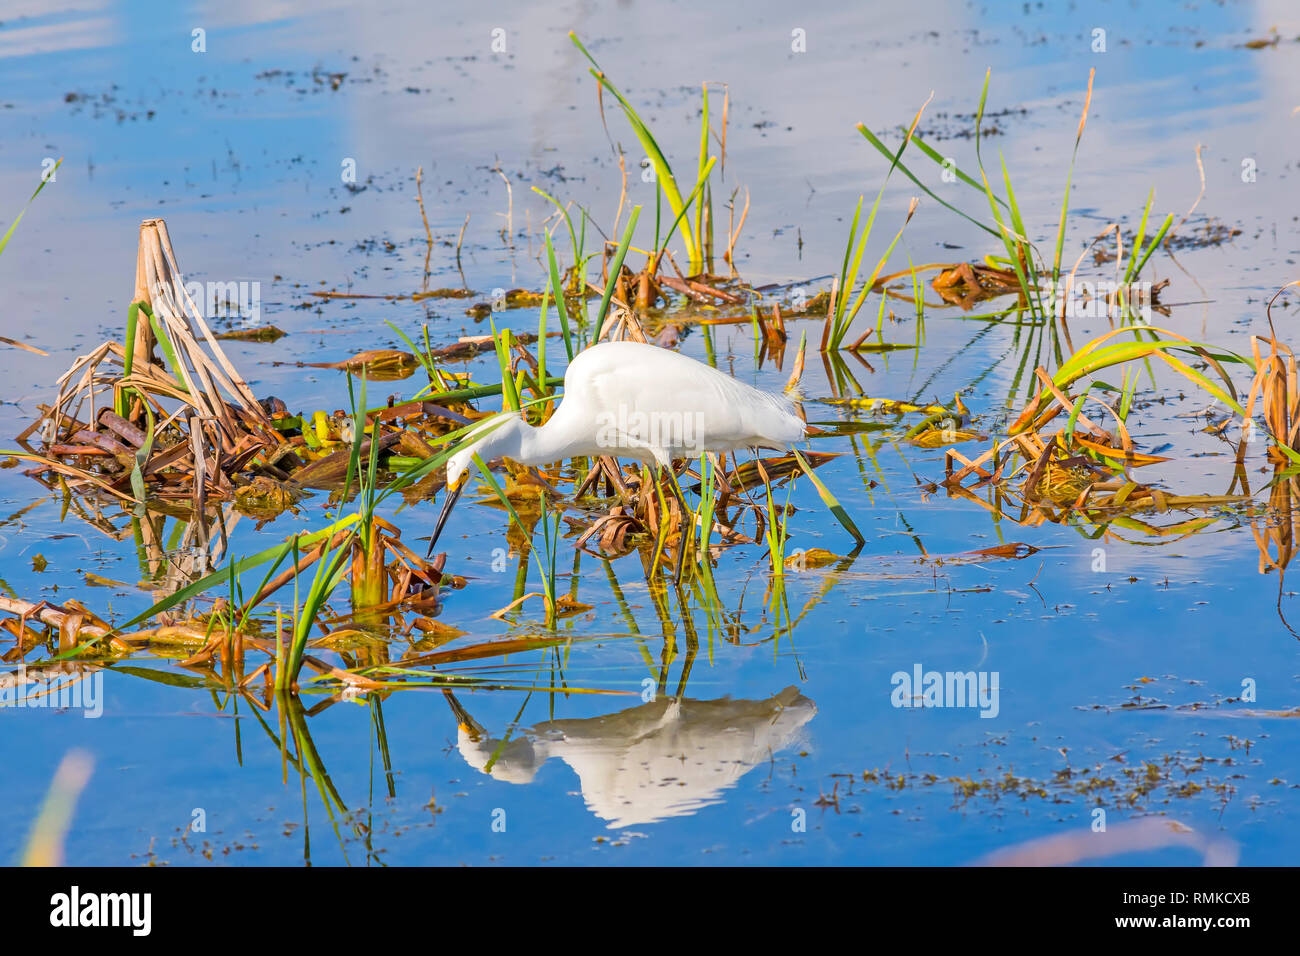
2;0;1299;865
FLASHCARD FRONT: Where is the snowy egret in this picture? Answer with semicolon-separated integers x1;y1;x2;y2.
427;340;806;553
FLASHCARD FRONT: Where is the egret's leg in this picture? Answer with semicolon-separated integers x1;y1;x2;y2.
660;463;694;582
711;451;733;511
672;516;688;582
642;463;671;580
644;462;685;582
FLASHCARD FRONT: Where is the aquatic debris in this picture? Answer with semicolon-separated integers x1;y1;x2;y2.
0;587;569;697
909;426;981;448
1243;30;1282;50
819;396;948;415
308;287;475;302
214;325;287;342
16;219;282;509
927;542;1040;564
300;349;420;380
421;331;547;362
723;450;836;493
941;346;1250;532
784;547;842;569
910;260;1022;310
233;475;301;519
11;223;491;507
1164;217;1240;251
0;336;48;355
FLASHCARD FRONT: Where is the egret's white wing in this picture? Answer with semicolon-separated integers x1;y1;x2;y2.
564;341;804;459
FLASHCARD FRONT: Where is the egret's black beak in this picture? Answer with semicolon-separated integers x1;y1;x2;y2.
427;477;464;557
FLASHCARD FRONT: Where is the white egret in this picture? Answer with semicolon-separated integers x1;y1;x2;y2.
427;340;805;552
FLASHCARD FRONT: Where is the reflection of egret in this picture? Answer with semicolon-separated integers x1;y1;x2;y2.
427;340;806;553
445;687;815;828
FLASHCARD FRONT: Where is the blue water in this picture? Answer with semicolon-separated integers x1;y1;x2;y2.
1;0;1298;865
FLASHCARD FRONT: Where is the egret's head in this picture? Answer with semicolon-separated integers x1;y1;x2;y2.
427;413;526;556
445;446;474;496
448;413;525;484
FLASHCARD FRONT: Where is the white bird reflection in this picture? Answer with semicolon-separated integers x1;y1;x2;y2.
446;687;815;828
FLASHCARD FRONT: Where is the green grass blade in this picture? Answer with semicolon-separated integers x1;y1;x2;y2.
596;205;641;328
543;230;574;361
858;125;1000;238
793;449;864;544
0;159;60;259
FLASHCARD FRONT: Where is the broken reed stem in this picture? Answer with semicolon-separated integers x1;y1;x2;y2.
456;213;470;281
415;166;433;285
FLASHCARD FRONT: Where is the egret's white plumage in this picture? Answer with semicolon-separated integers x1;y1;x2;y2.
444;340;805;488
428;341;805;552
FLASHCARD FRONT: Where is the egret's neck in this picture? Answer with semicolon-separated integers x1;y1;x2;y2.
511;408;592;466
475;410;590;469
